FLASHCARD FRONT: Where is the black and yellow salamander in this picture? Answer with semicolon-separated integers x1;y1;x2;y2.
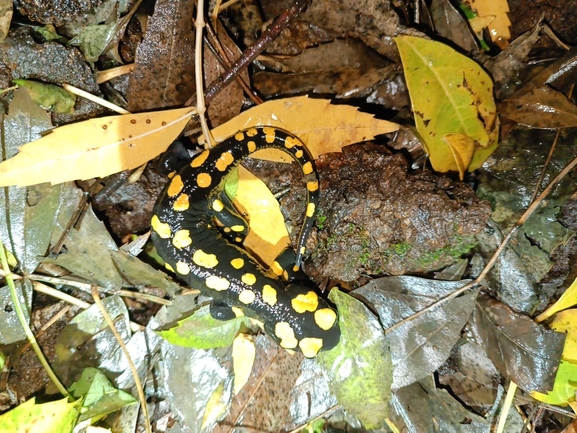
151;127;340;357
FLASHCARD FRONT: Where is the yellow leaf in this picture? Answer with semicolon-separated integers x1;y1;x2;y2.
234;166;291;266
0;107;196;186
0;397;81;433
205;95;399;162
443;133;475;180
232;334;255;395
535;276;577;323
201;382;227;430
465;0;511;48
549;309;577;364
395;35;499;174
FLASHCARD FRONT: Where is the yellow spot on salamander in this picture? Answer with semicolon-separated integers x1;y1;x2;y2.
275;322;298;349
197;172;212;188
282;270;289;281
235;237;242;243
193;249;219;268
246;128;258;137
167;171;175;179
239;290;256;304
173;193;189;211
299;338;323;358
262;127;276;143
231;225;245;232
291;291;319;313
262;285;277;306
215;151;235;171
314;308;337;330
271;261;283;276
247;140;256;153
293;265;300;272
302;161;313;175
307;181;318;192
306;202;315;217
242;273;256;286
212;199;224;212
191;150;210;167
164;262;174;272
205;275;230;291
232;307;244;317
235;132;245;141
295;149;303;158
284;136;301;148
300;246;306;255
223;227;231;233
172;229;192;249
231;258;244;269
167;175;184;197
176;261;190;275
151;215;171;238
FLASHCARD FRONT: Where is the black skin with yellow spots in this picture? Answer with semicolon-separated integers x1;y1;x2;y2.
152;127;340;357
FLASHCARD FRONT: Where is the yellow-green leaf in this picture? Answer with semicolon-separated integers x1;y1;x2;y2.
14;79;76;114
395;35;499;174
0;107;196;187
0;397;81;433
536;276;577;323
205;95;399;162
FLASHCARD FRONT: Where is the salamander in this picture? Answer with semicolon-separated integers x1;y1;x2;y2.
151;127;340;357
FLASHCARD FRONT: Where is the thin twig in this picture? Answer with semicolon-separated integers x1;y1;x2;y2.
386;152;577;334
0;240;69;397
63;84;130;114
91;287;151;433
186;0;312;107
194;0;215;148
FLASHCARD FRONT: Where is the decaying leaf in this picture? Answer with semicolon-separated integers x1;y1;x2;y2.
205;95;399;161
470;294;565;393
0;107;196;186
354;276;479;389
395;35;499;174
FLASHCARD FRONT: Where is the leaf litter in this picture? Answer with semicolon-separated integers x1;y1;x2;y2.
0;1;577;432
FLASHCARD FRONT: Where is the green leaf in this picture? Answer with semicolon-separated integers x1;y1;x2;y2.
69;367;137;422
157;304;251;349
13;79;76;114
395;35;499;176
531;360;577;405
317;289;392;429
0;397;81;433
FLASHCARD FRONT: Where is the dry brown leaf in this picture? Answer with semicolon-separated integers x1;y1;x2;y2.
205;95;399;162
0;107;196;187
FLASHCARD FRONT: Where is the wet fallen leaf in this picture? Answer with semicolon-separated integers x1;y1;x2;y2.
0;107;196;187
205;95;399;161
0;0;12;42
354;276;479;389
470;294;565;393
395;35;499;174
430;0;477;52
500;86;577;128
317;288;392;430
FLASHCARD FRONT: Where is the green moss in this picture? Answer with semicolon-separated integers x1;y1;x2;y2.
418;235;477;265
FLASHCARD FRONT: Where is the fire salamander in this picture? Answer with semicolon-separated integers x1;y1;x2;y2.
151;127;340;357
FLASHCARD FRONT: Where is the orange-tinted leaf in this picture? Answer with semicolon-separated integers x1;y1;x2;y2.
205;95;399;162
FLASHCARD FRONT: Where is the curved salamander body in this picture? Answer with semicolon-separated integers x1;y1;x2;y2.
151;127;340;357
